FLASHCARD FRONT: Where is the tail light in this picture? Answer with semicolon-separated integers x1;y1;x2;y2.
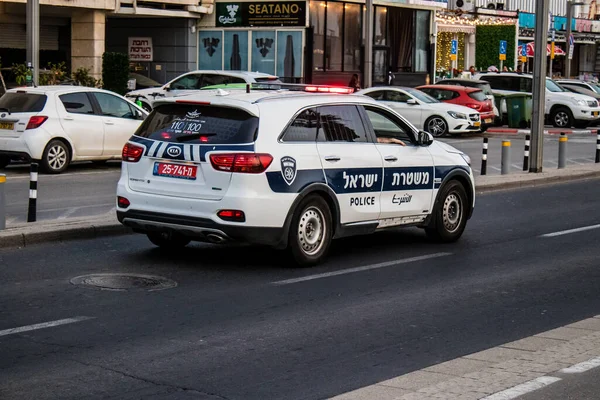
26;116;48;130
122;142;144;163
210;153;273;173
117;196;130;208
217;209;246;222
466;104;482;111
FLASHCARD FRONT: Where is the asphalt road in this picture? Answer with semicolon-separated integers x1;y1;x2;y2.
2;133;598;225
1;179;600;399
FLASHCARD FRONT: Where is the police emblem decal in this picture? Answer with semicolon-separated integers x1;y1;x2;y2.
280;156;297;186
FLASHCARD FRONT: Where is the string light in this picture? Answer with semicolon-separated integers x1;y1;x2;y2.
435;11;516;26
436;32;465;74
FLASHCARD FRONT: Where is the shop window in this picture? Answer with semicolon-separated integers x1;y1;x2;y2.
277;31;303;81
414;10;430;72
344;3;361;71
309;0;325;71
199;31;223;70
224;31;249;71
252;31;276;75
325;1;343;71
375;6;387;46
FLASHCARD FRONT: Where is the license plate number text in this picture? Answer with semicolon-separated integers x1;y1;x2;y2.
153;163;197;180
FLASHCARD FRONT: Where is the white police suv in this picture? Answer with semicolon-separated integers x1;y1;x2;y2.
116;86;475;265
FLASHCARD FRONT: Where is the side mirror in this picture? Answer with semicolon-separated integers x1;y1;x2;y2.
417;130;434;146
407;98;418;105
135;109;146;120
164;85;171;92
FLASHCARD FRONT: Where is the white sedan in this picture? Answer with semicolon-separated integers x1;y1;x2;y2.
125;70;280;111
0;86;148;173
356;87;481;137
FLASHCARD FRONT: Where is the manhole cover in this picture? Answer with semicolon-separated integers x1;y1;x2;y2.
70;273;177;291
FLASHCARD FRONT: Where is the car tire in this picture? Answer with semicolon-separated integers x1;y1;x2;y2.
288;195;333;267
0;156;10;169
147;232;191;249
425;180;468;243
551;107;574;128
41;140;70;174
425;116;449;137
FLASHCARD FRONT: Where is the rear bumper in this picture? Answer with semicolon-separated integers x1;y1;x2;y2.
0;149;31;160
117;209;286;247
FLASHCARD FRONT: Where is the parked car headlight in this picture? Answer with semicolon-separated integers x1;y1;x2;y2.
447;111;467;120
572;98;588;106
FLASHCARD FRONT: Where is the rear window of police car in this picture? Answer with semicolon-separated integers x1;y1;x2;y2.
135;103;258;144
0;93;47;113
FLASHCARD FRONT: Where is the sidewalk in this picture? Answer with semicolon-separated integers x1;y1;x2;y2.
2;164;600;250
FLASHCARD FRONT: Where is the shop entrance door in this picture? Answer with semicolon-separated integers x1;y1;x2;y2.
373;46;390;85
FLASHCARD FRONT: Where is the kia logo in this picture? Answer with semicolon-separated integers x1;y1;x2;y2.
166;146;181;157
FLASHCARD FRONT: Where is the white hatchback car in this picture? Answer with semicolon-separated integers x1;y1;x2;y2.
116;87;475;266
0;86;147;173
125;70;280;112
356;87;482;137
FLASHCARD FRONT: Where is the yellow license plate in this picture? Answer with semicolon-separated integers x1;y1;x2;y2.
0;122;14;130
593;111;599;117
484;118;493;124
474;121;481;127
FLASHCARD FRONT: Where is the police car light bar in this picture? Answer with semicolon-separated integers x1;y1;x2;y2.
249;82;354;94
304;86;354;94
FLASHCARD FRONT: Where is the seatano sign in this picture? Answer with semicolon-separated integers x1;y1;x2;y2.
216;1;306;27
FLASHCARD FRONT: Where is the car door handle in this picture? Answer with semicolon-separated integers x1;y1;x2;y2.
64;116;74;121
324;156;341;162
384;156;398;162
104;120;115;125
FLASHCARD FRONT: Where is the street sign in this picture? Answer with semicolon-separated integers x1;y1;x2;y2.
499;40;507;61
520;43;527;63
450;39;457;61
568;34;575;60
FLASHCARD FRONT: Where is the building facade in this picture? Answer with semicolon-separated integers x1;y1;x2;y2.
0;0;211;83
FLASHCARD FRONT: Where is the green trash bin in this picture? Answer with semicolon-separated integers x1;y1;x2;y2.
505;93;533;128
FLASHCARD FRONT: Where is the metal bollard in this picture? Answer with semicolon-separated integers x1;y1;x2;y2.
558;132;568;169
501;140;511;175
481;137;488;176
596;132;600;163
523;134;530;171
0;174;5;231
27;163;38;223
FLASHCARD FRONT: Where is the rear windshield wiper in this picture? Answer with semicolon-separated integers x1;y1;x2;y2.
175;133;217;142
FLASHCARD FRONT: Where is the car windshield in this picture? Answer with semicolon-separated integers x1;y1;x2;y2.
0;92;47;113
546;79;567;93
588;83;600;94
135;103;258;144
404;88;439;103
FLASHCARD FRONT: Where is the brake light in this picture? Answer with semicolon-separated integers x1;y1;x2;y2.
117;196;130;208
217;209;246;222
210;153;273;173
122;142;144;162
304;86;354;94
466;104;482;111
26;116;48;129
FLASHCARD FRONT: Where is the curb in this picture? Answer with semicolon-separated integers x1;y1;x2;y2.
0;222;132;250
475;169;600;193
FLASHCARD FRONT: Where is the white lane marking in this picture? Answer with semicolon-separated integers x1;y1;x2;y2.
4;169;120;181
546;160;558;165
560;356;600;373
480;376;561;400
541;223;600;238
490;166;501;171
57;207;82;220
273;253;452;285
568;159;584;165
511;164;521;169
0;316;94;337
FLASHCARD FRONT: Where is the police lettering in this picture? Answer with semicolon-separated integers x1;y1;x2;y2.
350;196;375;206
